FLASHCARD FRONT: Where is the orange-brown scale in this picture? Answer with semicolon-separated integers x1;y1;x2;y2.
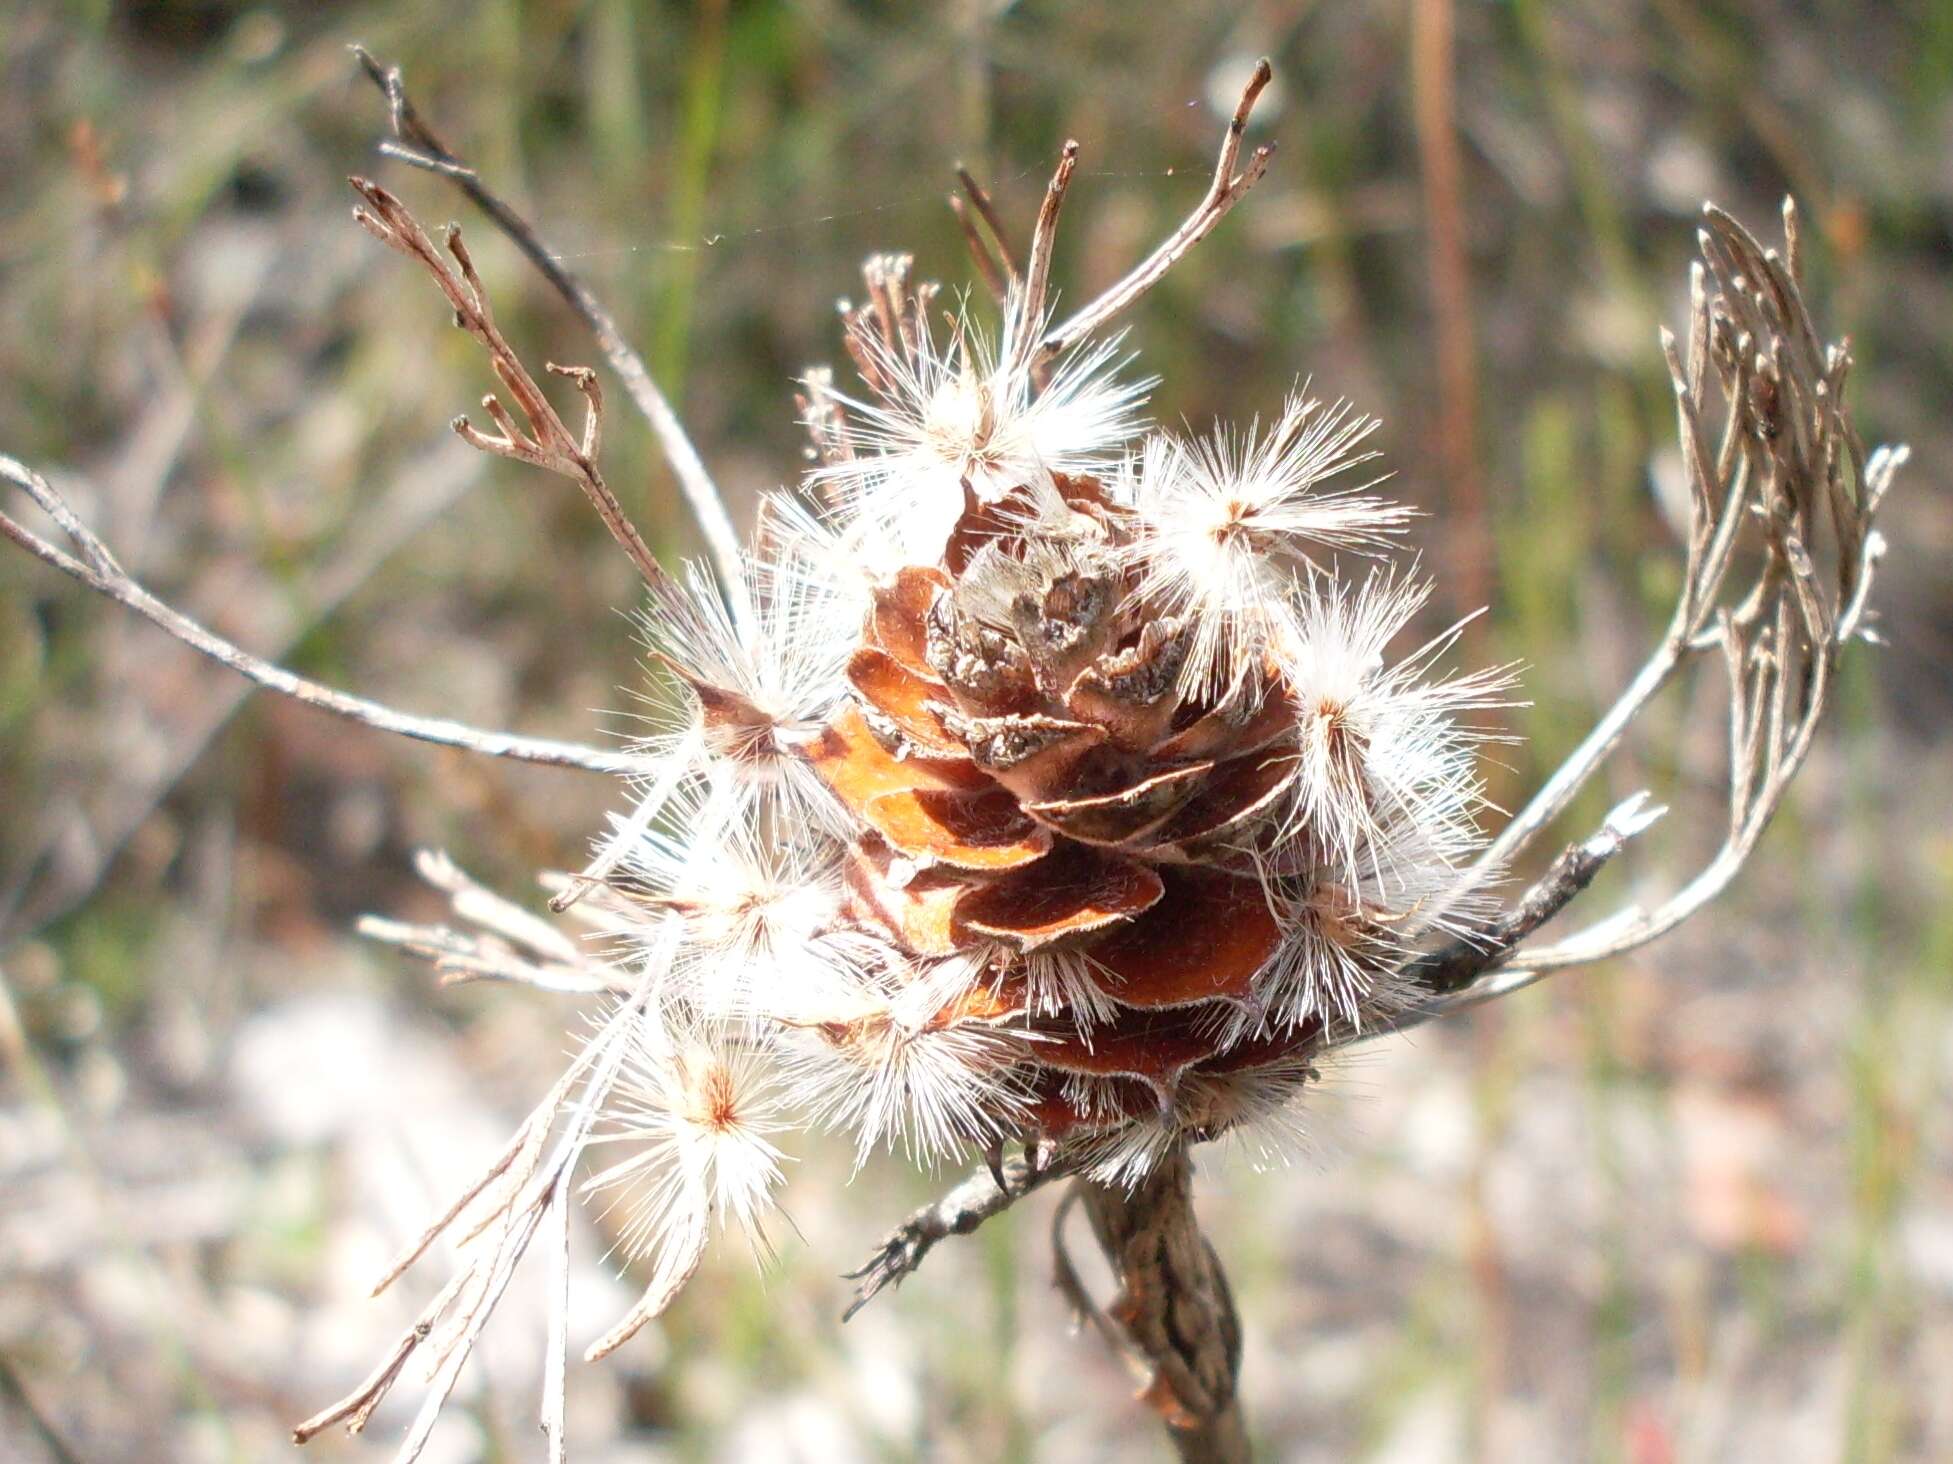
798;474;1354;1151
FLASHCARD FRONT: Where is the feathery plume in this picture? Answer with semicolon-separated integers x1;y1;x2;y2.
1120;393;1413;698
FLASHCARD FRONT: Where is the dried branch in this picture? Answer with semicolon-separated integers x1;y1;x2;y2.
949;192;1011;303
348;178;672;599
842;1152;1064;1320
1015;139;1080;371
4;437;485;941
357;849;630;996
955;165;1021;284
950;165;1018;303
351;46;750;627
1402;792;1666;1010
1033;59;1276;367
1427;199;1901;1008
1073;1150;1248;1464
0;455;644;777
294;974;652;1461
0;1353;86;1464
541;1161;574;1464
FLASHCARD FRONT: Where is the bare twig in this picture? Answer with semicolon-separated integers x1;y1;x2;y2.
949;164;1018;303
1423;198;1901;1005
290;1319;432;1443
351;46;750;629
348;178;672;597
357;850;630;996
542;1161;574;1464
1400;792;1666;1016
1075;1150;1248;1464
955;165;1021;284
1016;139;1080;373
1;455;644;777
295;973;653;1461
842;1152;1064;1320
1035;59;1276;367
949;192;1011;303
4;436;482;939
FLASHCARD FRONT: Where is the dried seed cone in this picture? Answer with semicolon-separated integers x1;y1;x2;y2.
616;265;1505;1185
780;345;1502;1173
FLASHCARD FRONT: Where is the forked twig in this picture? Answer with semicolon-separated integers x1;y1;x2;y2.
357;849;632;996
1034;59;1276;366
1418;199;1900;1011
291;973;653;1460
956;165;1021;283
351;45;750;627
950;193;1011;303
348;177;671;596
842;1153;1065;1320
946;58;1274;374
1405;792;1667;1007
951;165;1020;302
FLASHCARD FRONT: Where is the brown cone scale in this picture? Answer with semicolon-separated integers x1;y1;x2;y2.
802;473;1332;1151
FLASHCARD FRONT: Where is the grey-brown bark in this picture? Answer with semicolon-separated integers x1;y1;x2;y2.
1073;1152;1249;1464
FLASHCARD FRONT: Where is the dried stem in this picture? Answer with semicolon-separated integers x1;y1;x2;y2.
357;849;631;996
348;177;671;597
851;1154;1249;1461
1016;139;1081;373
956;165;1021;283
842;1152;1064;1320
293;973;653;1461
950;192;1011;303
1424;199;1898;1005
351;45;751;627
0;455;642;777
1034;58;1275;367
1071;1151;1248;1464
951;165;1020;302
1403;792;1666;1010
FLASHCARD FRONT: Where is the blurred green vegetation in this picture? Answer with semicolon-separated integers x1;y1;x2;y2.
3;2;1950;1461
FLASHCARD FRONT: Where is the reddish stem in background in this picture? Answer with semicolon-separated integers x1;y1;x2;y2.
1412;0;1490;627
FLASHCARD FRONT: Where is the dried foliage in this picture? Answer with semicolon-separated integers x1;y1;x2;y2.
0;45;1902;1464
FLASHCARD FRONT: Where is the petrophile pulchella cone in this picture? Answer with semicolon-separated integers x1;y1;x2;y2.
617;261;1510;1190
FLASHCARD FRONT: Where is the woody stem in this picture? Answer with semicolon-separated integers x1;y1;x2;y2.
1074;1150;1250;1463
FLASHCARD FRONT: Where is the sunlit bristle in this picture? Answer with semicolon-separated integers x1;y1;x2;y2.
1279;568;1516;889
633;550;853;835
583;1015;786;1294
1119;394;1414;699
611;790;845;1020
811;298;1150;559
782;970;1033;1167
